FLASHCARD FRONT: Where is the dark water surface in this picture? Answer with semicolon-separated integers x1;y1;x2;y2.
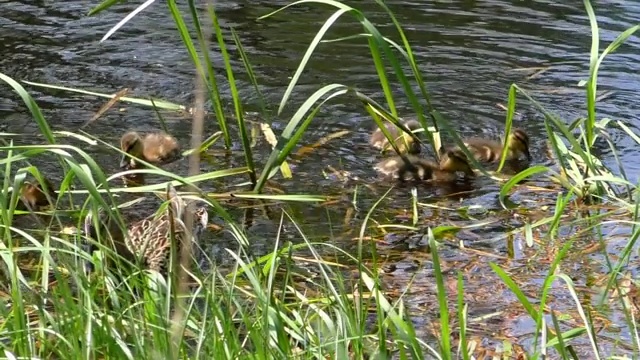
1;0;640;355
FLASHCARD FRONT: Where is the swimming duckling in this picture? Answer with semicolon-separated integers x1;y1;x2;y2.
84;186;208;273
375;150;475;183
453;128;531;163
370;119;422;154
18;177;56;211
122;173;146;188
120;131;181;169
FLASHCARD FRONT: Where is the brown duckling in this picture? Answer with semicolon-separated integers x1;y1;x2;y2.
370;119;422;154
375;150;475;183
18;178;56;211
120;131;181;169
452;128;531;163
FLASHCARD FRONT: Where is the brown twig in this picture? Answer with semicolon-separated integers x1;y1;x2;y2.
169;10;206;357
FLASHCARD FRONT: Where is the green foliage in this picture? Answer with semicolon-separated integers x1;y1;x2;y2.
1;0;639;358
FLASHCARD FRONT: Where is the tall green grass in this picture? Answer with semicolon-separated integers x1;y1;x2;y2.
0;0;639;358
258;0;640;356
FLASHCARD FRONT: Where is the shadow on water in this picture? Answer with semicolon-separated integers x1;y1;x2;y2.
1;0;640;354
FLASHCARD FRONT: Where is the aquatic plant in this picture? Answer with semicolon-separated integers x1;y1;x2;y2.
0;0;639;359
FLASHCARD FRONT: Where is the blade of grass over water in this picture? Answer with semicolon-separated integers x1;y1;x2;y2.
498;165;549;209
357;188;430;358
259;1;352;115
496;85;517;173
323;32;442;152
228;193;326;202
231;28;268;114
207;4;257;185
22;80;185;111
1;75;55;146
253;84;349;192
538;242;578;356
88;0;128;16
516;85;612;198
102;0;157;42
373;0;436;120
366;105;410;157
557;274;601;360
185;0;231;149
262;0;446;157
357;92;425;152
584;0;599;150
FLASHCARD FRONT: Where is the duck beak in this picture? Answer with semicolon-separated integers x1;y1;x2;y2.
194;208;209;238
119;154;130;169
525;148;532;162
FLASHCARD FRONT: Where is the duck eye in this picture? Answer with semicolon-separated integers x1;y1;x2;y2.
516;134;528;146
125;139;138;152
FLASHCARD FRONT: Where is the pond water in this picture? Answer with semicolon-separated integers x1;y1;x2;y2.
1;0;640;355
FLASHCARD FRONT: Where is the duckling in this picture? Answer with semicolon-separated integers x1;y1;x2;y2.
120;131;181;169
122;173;146;188
375;150;475;183
18;177;56;211
453;128;531;163
370;119;422;154
84;186;208;273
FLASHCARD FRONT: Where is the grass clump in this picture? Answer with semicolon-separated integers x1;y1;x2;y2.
2;0;640;358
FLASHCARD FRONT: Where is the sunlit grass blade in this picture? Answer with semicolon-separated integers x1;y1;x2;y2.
186;0;231;148
208;5;256;185
260;2;352;115
537;241;575;350
583;0;638;149
231;29;268;114
584;0;599;149
372;0;436;120
326;32;443;151
22;80;185;111
491;263;538;318
228;193;326;202
99;0;156;42
429;230;451;359
498;165;549;209
1;75;56;145
602;225;640;306
253;84;349;192
496;85;517;172
88;0;127;16
515;85;618;198
168;0;203;79
457;272;470;360
556;274;602;360
550;313;566;358
182;131;223;156
616;120;640;145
